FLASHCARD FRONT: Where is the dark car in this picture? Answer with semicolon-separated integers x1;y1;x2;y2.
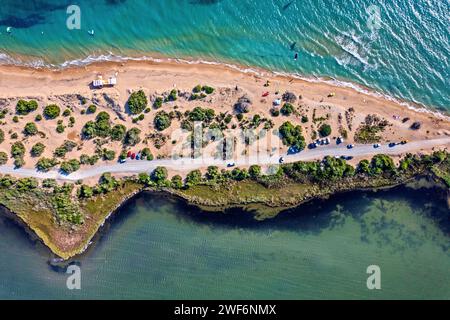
279;157;285;164
389;142;397;148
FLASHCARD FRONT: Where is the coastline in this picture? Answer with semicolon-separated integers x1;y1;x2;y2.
0;171;448;262
0;55;448;260
0;52;449;119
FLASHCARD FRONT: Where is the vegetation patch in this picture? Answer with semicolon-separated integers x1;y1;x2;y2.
355;114;390;143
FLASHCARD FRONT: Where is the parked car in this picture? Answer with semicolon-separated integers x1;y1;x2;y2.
227;162;236;167
400;140;408;145
373;143;381;148
389;142;397;148
288;146;300;154
308;143;317;149
131;153;136;160
347;144;354;149
127;151;132;158
119;158;127;164
279;157;285;164
336;136;344;145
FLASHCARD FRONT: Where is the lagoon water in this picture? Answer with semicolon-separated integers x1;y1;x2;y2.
0;0;449;111
0;184;449;299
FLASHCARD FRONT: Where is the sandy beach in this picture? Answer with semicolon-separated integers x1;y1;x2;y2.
0;59;449;183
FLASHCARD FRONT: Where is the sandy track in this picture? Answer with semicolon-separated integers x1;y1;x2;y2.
0;137;448;182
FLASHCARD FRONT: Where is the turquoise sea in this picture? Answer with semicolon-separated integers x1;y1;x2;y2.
0;0;449;111
0;184;449;299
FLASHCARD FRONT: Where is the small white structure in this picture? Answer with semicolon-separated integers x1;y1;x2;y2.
273;98;282;106
92;75;117;88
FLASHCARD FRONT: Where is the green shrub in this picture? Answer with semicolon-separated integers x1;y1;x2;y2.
16;100;38;115
11;142;25;158
270;108;280;117
153;97;163;109
60;159;81;174
79;185;94;198
202;85;215;94
151;166;168;184
0;129;4;144
0;152;8;165
171;175;183;189
154;111;171;131
193;85;202;93
42;179;57;188
128;90;147;114
99;173;118;193
80;154;99;165
205;166;220;181
82;121;96;139
102;149;116;161
370;154;396;176
43;104;61;119
54;140;77;158
186;170;202;187
16;177;39;191
280;103;295;116
319;124;332;137
62;109;71;117
31;143;45;157
111;124;127;141
36;158;58;172
13;116;19;123
167;89;178;102
141;148;153;161
35;114;42;121
231;168;249;181
56;124;65;133
0;175;16;187
96;111;110;122
249;165;262;179
188;107;215;123
87;104;97;114
279;121;306;151
125;128;141;146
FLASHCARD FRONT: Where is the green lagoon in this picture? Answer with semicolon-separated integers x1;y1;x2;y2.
0;183;449;299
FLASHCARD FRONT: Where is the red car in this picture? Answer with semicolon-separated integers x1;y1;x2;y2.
262;92;269;97
127;151;132;158
131;153;136;160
